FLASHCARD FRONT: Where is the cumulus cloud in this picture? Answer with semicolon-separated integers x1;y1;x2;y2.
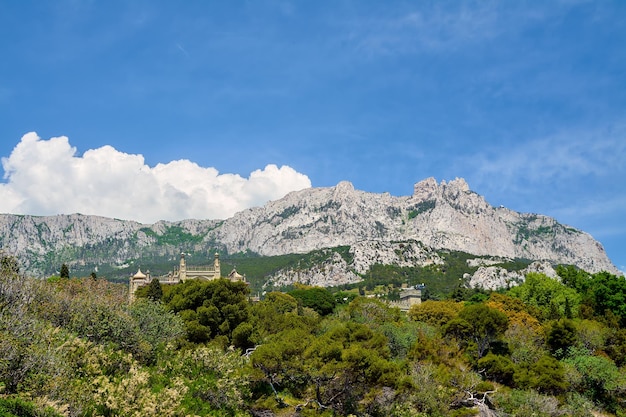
0;133;312;223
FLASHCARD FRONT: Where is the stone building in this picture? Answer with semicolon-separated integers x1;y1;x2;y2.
129;252;244;302
389;285;423;312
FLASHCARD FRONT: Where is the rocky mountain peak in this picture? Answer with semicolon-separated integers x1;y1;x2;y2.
444;177;470;193
413;177;438;199
0;178;619;280
333;181;355;199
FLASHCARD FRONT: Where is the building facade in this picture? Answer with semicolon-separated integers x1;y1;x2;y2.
129;252;244;302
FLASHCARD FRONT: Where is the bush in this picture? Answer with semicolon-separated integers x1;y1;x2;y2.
408;300;462;327
0;397;63;417
288;286;336;315
514;355;568;395
478;353;515;385
545;319;576;358
493;389;562;417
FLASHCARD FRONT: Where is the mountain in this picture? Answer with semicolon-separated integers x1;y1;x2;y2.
0;178;619;286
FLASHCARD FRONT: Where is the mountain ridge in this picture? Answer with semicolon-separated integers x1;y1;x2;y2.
0;178;619;281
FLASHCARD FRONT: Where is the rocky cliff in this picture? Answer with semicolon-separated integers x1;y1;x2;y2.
0;178;619;283
211;178;616;274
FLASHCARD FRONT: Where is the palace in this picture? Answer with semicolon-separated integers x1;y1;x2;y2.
129;252;245;302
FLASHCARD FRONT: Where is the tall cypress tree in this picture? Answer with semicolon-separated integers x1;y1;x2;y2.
60;263;70;279
146;278;163;301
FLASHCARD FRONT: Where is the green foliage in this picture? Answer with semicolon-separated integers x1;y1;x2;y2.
128;298;185;351
138;226;204;246
563;347;626;412
606;328;626;366
513;218;562;245
221;246;353;292
588;271;626;325
347;297;403;325
558;268;626;325
523;355;568;394
3;257;626;416
174;346;252;415
0;397;63;417
445;303;508;358
407;300;462;327
508;272;581;320
407;200;436;219
248;292;319;344
503;322;546;367
478;353;515;385
575;319;609;353
288;286;336;315
545;319;577;358
358;250;478;299
557;264;592;292
493;389;567;417
163;279;250;345
231;321;254;350
251;327;314;399
59;263;69;279
0;252;19;276
145;278;163;301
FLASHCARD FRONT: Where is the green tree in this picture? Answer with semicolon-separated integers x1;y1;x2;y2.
508;272;581;320
445;303;508;358
128;298;185;362
251;328;314;401
478;353;515;385
557;264;591;292
408;300;462;327
173;346;252;414
232;322;254;350
588;271;626;326
564;347;626;412
301;321;400;415
59;263;69;279
545;319;576;358
288;286;336;315
145;278;163;301
514;355;568;395
163;279;250;344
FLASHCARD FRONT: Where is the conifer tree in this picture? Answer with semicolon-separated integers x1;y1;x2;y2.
60;263;70;279
146;278;163;301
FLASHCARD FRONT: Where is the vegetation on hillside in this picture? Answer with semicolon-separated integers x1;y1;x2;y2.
1;251;625;416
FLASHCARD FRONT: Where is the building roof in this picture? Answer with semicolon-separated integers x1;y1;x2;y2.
132;268;147;279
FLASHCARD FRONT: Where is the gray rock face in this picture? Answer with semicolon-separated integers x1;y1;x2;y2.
264;240;444;289
467;261;558;291
0;178;619;279
210;178;618;275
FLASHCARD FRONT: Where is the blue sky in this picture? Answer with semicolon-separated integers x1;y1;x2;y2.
0;1;624;272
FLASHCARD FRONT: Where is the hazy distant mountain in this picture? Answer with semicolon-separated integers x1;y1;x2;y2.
0;178;618;286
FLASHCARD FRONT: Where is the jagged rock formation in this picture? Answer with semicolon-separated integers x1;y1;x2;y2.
0;214;221;276
265;240;444;288
211;178;617;274
466;261;558;291
0;178;619;282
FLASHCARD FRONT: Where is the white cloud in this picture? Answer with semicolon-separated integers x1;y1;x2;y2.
0;132;311;223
